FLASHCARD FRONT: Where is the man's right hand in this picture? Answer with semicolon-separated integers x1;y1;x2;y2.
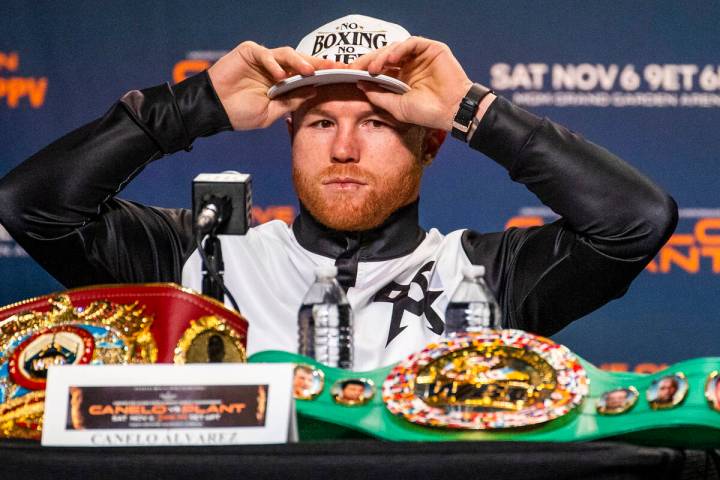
208;42;335;131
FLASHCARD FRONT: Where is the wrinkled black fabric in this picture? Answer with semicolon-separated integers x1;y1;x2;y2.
0;71;230;286
293;201;426;262
0;73;677;336
0;439;707;480
464;97;678;333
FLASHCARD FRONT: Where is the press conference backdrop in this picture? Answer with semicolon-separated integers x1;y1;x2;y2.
1;1;718;372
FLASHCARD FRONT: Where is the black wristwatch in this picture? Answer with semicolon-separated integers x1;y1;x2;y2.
451;83;493;142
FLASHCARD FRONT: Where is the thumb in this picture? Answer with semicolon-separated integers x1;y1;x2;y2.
356;81;406;121
268;86;317;121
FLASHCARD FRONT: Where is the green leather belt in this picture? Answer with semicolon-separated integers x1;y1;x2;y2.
250;332;720;448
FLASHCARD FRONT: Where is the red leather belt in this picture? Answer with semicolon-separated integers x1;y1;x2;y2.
0;283;249;439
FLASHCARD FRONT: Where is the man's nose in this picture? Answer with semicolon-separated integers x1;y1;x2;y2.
330;125;359;163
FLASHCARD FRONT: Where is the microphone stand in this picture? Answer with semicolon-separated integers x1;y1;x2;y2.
201;232;225;303
192;176;248;313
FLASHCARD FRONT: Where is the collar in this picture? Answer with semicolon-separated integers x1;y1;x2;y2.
292;200;426;261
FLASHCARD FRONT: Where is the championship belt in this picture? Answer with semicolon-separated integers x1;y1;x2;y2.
251;330;720;448
0;284;248;439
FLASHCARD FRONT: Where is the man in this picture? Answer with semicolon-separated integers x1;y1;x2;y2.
710;376;720;411
337;380;367;404
293;365;316;398
602;388;631;412
0;15;677;370
653;376;679;405
68;386;85;430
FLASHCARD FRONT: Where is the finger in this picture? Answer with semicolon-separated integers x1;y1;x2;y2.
356;81;405;121
251;48;290;82
272;47;315;76
350;42;402;74
385;37;430;65
349;47;384;70
275;85;317;105
268;85;317;121
366;43;404;75
297;52;341;71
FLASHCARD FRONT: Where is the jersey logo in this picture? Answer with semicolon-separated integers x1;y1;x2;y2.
373;261;444;347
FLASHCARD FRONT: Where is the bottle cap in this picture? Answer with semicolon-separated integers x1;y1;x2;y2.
315;265;338;279
462;264;486;279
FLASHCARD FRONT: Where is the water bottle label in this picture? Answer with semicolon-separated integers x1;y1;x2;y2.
298;303;353;369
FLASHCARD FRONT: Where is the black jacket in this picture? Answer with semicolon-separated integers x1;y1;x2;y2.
0;71;678;336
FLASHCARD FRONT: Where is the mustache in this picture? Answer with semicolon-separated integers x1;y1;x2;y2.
318;165;376;183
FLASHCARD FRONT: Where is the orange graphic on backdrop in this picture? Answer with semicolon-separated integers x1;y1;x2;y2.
506;215;720;274
173;59;212;84
645;217;720;274
252;205;296;225
0;52;48;109
505;216;544;229
0;52;20;71
599;362;669;374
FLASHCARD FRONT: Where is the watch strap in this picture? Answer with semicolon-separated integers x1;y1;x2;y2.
451;83;493;142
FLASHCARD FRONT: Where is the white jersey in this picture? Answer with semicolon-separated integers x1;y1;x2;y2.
182;220;470;370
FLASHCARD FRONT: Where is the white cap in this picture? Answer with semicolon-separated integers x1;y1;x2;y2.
267;14;411;99
462;265;486;279
315;265;338;279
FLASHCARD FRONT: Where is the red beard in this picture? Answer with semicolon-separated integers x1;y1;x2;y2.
292;163;423;231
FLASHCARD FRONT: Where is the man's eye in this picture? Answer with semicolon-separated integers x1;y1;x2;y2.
312;120;334;128
365;119;387;129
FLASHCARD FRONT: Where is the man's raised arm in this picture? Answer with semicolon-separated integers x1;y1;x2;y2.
463;95;677;334
0;43;330;288
353;37;678;335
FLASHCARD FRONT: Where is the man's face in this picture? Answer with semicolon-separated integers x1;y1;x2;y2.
656;378;678;402
341;383;365;401
291;84;427;231
70;387;83;407
293;369;314;395
605;390;628;410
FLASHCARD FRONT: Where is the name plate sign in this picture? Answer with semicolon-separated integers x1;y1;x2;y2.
42;363;296;446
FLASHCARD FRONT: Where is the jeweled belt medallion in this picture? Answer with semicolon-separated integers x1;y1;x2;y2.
0;295;156;439
173;316;246;364
382;330;589;430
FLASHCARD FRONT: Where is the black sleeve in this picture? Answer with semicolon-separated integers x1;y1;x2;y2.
0;71;232;287
461;97;678;335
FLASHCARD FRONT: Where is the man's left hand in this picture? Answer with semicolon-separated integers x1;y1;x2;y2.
350;37;473;131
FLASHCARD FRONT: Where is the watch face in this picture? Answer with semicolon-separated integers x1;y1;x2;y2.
597;387;639;415
332;378;375;406
646;373;688;410
292;364;325;400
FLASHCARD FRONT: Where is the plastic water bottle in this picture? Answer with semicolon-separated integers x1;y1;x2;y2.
297;265;353;369
445;265;501;336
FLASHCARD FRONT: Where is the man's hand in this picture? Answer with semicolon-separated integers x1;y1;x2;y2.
350;37;474;131
208;42;337;130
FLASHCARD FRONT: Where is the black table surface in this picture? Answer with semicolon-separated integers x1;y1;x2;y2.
2;438;719;480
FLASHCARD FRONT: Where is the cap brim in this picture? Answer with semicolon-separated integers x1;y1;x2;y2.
267;69;410;99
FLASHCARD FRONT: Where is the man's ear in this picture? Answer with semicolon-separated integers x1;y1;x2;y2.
422;128;447;165
286;114;294;144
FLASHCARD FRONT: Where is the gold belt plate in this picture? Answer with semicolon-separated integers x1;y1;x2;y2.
382;330;589;430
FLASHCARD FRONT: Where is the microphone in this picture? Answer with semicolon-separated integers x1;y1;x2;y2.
192;172;252;236
191;171;252;312
194;195;231;235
